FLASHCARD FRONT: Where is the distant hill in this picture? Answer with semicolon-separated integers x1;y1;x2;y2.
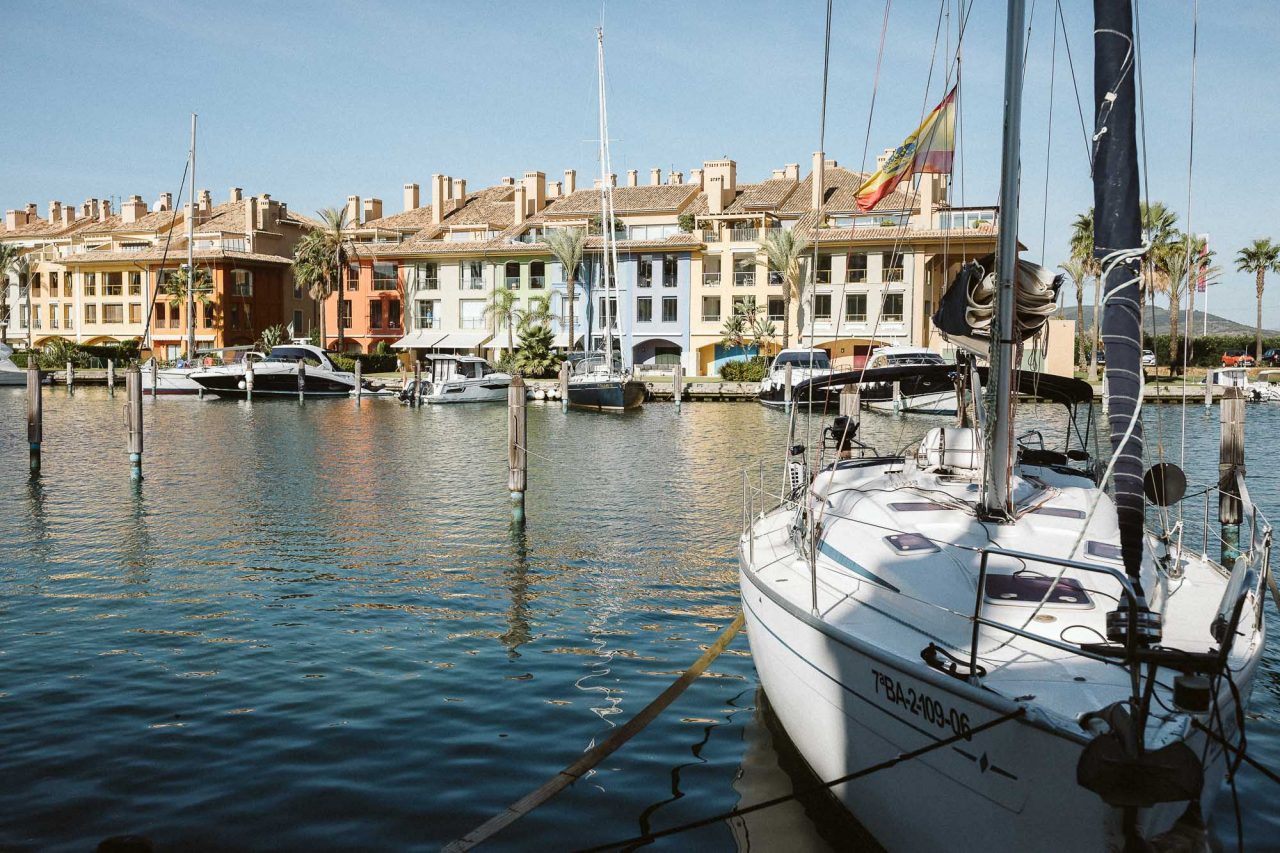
1061;305;1277;337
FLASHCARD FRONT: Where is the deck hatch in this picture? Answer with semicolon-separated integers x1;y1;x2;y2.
1030;506;1087;519
1086;541;1123;562
888;501;952;512
884;532;940;554
983;573;1093;607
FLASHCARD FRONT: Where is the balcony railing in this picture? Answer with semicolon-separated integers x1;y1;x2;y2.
884;268;905;282
416;317;439;329
701;313;720;322
529;276;546;289
846;271;868;283
729;227;759;242
505;276;520;288
460;318;487;329
733;272;756;287
419;277;440;290
844;315;868;324
703;231;720;243
816;270;833;284
702;272;721;286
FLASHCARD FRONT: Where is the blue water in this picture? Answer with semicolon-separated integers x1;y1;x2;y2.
0;388;1275;851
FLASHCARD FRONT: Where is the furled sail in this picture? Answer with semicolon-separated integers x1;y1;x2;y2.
931;257;1061;358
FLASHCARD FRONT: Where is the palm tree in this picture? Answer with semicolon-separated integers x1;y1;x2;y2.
516;293;557;330
1139;202;1181;297
484;286;520;356
1235;238;1280;364
758;229;809;347
316;206;360;350
161;264;213;358
0;242;20;345
543;228;586;352
293;229;333;348
1058;259;1089;372
1069;210;1101;380
11;255;32;349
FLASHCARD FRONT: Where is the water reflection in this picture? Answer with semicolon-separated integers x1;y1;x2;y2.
500;521;533;657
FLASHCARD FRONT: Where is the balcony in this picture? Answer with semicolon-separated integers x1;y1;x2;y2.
460;318;487;330
419;277;440;290
844;315;868;324
529;275;546;289
729;227;759;242
702;272;721;286
703;230;720;243
505;276;520;289
416;317;439;329
816;270;833;284
701;313;720;322
846;272;868;283
733;272;756;287
884;268;905;282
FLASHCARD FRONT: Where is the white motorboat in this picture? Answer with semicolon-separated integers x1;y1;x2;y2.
142;347;262;395
1206;367;1280;402
861;346;956;414
191;344;359;398
739;3;1270;850
401;355;511;404
0;343;27;386
757;348;832;409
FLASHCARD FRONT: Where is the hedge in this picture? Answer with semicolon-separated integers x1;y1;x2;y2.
1075;334;1280;368
329;352;401;373
720;358;769;382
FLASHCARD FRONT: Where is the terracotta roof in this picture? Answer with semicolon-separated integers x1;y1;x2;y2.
354;205;438;233
729;179;801;211
70;244;293;265
777;165;913;215
77;208;187;235
0;215;85;240
542;184;698;216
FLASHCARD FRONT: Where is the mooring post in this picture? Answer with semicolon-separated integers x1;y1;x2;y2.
784;363;793;409
892;380;903;415
149;359;158;401
297;359;306;403
839;384;858;418
126;366;143;481
245;358;254;401
673;362;683;410
1219;386;1245;563
354;358;362;404
1204;374;1213;409
508;375;527;518
414;359;423;407
106;358;115;396
65;360;74;391
27;365;41;474
558;359;570;411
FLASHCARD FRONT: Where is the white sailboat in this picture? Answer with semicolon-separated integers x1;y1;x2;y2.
739;3;1270;850
0;343;27;385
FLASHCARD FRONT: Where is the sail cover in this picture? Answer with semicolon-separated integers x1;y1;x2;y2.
931;257;1061;358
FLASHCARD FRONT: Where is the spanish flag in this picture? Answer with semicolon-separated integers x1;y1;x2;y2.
854;85;957;212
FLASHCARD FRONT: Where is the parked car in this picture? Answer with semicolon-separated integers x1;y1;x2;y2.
1094;349;1106;366
1222;350;1256;367
1141;349;1156;366
1261;348;1280;367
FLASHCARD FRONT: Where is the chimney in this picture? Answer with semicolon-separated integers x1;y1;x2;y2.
626;169;637;187
99;200;111;221
82;200;93;219
811;151;826;210
668;170;683;185
259;194;276;230
345;195;361;226
547;181;562;199
120;195;147;224
26;202;39;220
707;176;726;214
230;187;242;203
703;160;736;211
500;176;515;186
522;171;546;214
563;169;577;195
784;163;800;182
513;183;527;225
4;210;21;230
877;147;894;169
198;189;212;211
650;167;662;186
61;206;76;227
771;169;786;180
49;200;62;224
403;183;420;211
690;168;704;188
608;173;617;188
431;174;447;224
154;192;172;212
245;196;258;236
450;178;467;211
363;198;383;222
593;178;602;190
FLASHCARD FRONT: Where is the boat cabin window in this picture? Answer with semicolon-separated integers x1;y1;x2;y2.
773;351;830;369
269;346;324;367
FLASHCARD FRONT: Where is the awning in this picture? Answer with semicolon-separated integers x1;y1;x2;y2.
392;331;446;349
432;331;493;350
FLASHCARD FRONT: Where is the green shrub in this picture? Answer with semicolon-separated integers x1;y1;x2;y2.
720;358;768;382
330;352;401;373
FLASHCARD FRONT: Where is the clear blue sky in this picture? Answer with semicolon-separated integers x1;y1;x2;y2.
4;0;1276;327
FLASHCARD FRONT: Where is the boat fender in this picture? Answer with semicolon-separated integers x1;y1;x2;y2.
1076;702;1203;808
920;642;986;681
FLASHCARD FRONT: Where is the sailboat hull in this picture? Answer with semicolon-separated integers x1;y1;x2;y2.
739;562;1236;852
566;379;645;411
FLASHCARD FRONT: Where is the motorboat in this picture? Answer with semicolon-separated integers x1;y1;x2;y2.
0;343;27;386
399;355;511;404
860;346;956;414
739;3;1270;849
142;347;262;395
566;352;645;411
1205;367;1280;402
756;348;832;409
191;344;359;398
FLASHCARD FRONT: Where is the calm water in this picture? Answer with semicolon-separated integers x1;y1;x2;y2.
0;388;1275;851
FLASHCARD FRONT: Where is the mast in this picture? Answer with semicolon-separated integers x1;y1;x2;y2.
980;0;1026;519
1093;0;1145;582
595;28;614;369
186;113;197;361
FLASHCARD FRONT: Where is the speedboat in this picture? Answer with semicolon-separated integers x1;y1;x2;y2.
1206;367;1280;402
191;344;359;398
399;355;511;404
566;352;645;411
0;343;27;386
860;346;956;414
143;347;262;395
757;347;832;409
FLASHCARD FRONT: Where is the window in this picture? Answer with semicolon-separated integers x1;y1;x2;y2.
49;272;59;295
505;261;520;289
416;299;439;328
49;303;59;328
293;277;302;299
598;296;618;328
459;299;485;329
732;295;757;315
701;295;721;322
816;255;834;284
388;300;401;328
370;300;383;328
19;305;27;328
129;304;142;324
128;271;142;295
883;252;905;282
768;296;784;321
530;260;545;289
733;255;755;286
881;292;904;322
412;262;439;290
662;295;677;323
636;296;652;322
845;293;868;323
84;273;96;295
846;253;867;283
102;304;123;324
637;255;653;288
628;223;677;240
104;272;123;296
346;263;360;291
157;303;167;325
233;270;253;297
203;302;214;328
340;299;352;326
169;304;181;328
32;305;40;328
372;262;397;291
292;309;305;334
662;254;678;287
464;260;484;289
84;304;97;324
814;294;832;321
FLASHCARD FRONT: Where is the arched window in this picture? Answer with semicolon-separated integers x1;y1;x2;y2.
504;261;520;288
530;261;545;289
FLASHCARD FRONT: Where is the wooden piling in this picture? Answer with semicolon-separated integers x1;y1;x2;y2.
106;359;115;395
149;359;158;400
414;359;423;407
892;380;902;415
839;384;858;418
784;364;793;408
354;359;362;402
65;360;74;390
297;359;306;403
245;358;254;401
27;366;41;473
558;359;570;410
508;375;527;514
1204;375;1213;409
673;363;683;409
1219;386;1245;562
125;366;143;480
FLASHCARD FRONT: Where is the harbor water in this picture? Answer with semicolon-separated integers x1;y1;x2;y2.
0;388;1276;851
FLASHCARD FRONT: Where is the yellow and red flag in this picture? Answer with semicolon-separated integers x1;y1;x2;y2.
854;85;957;212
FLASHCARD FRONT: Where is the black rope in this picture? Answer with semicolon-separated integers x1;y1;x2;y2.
574;707;1027;852
140;158;190;351
1192;709;1280;786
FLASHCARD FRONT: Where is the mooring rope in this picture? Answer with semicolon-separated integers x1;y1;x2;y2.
442;612;745;852
574;706;1028;852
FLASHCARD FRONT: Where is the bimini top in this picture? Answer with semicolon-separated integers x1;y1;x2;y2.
793;364;1092;407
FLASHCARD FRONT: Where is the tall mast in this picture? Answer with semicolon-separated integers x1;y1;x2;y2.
595;28;614;368
186;113;197;360
980;0;1026;519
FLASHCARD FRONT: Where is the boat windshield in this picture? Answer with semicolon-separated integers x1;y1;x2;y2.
878;353;946;366
774;352;830;369
267;346;325;367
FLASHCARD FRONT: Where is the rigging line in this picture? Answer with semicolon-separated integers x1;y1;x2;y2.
1177;0;1200;483
1055;0;1094;170
575;707;1028;852
856;0;893;179
142;157;191;348
1039;8;1058;265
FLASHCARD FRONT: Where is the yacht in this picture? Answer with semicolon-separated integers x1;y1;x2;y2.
566;352;645;411
191;344;359;398
756;348;832;409
1205;366;1280;402
860;346;956;415
143;347;262;395
400;355;511;404
0;343;27;386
